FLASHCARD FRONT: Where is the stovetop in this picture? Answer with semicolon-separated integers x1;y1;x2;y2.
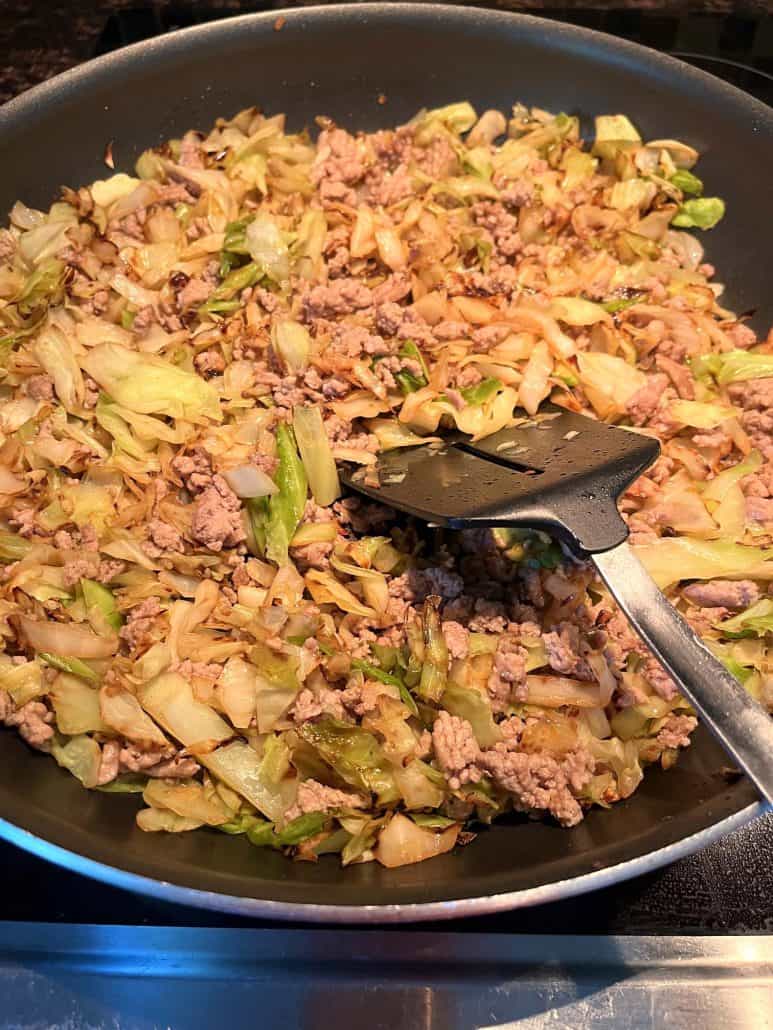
0;1;771;936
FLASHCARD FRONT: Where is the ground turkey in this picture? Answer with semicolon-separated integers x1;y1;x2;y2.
190;475;245;552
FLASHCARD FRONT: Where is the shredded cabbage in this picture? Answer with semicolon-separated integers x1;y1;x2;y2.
83;344;222;424
0;97;762;868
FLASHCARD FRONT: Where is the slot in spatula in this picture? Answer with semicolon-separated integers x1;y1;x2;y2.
339;404;773;804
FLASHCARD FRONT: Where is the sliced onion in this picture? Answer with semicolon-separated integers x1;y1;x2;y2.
292;405;340;506
223;464;278;498
271;319;310;374
19;616;119;659
0;466;26;495
110;273;160;309
377;813;459;868
100;686;169;746
375;227;406;271
524;674;602;709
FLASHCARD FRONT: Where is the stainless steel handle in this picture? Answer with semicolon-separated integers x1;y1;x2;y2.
592;541;773;806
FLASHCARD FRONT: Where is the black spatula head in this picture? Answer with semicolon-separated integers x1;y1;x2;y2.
339;405;660;555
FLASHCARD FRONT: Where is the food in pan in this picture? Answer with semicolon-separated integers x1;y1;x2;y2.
0;101;770;868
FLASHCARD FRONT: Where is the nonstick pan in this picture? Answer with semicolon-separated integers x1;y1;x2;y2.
0;4;770;922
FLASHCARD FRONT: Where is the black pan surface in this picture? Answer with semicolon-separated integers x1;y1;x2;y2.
0;4;769;921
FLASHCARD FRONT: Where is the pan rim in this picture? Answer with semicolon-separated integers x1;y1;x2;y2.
0;3;771;133
0;801;766;923
0;2;770;920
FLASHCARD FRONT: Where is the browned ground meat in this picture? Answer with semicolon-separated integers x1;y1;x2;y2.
119;597;162;653
487;636;528;712
431;711;482;790
657;714;698;749
4;700;55;751
682;580;760;609
25;374;55;401
285;778;366;821
146;518;184;553
190;475;246;551
479;747;594;827
442;620;470;660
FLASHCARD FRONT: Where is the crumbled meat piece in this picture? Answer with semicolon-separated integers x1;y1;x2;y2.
116;743;200;778
131;306;157;335
367;165;414;207
642;657;678;701
178;276;213;308
10;507;38;538
291;688;323;724
301;279;372;320
472;200;522;259
330;324;390;359
172;660;222;682
602;610;646;676
5;700;55;751
0;228;16;264
371;273;412;306
147;518;184;553
194;349;225;376
413;135;458;178
26;374;55;402
291;541;333;571
340;678;388;717
97;739;121;785
501;181;534;208
682;579;759;609
119;597;162;652
655;354;695;399
727;322;757;349
62;559;99;587
386;567;464;606
728;379;773;460
190;475;245;551
373;301;404;336
625;374;669;426
145;755;201;778
442;621;470;660
487;635;528;712
520;569;545;609
285;778;366;821
155;183;196;207
469;598;508;634
746;496;773;523
119;744;171;772
172;448;213;493
479;747;593;827
657;714;698;749
543;624;592;680
333;497;395;533
178;131;205;168
434;320;469;341
97;560;125;583
312;128;368;188
431;710;482;790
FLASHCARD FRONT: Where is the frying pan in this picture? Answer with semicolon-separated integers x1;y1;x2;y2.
0;4;770;923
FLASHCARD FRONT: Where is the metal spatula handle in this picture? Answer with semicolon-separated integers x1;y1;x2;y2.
593;542;773;806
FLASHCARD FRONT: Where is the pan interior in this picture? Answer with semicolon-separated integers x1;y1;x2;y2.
0;5;768;915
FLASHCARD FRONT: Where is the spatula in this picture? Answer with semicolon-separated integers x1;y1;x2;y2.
339;404;773;805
